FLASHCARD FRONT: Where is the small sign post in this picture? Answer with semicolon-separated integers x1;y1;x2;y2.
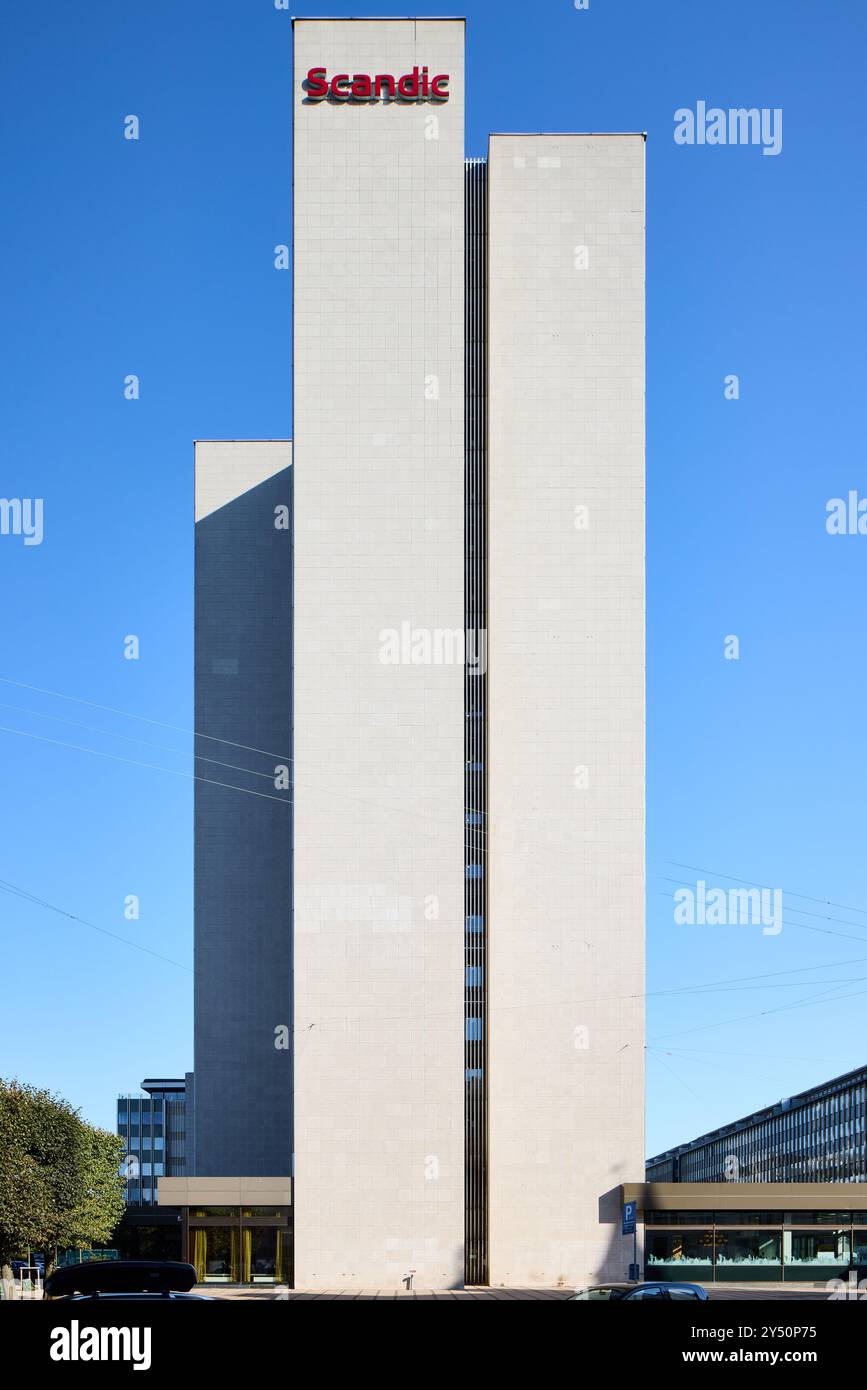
622;1201;639;1281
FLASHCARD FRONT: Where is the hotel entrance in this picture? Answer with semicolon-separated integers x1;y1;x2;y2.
158;1178;293;1286
185;1206;292;1285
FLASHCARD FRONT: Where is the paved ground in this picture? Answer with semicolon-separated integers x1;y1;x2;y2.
67;1281;830;1302
275;1288;574;1300
267;1286;833;1301
202;1286;292;1301
7;1281;837;1302
707;1288;831;1301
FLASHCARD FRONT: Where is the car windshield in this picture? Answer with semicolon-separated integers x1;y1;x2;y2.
582;1286;627;1300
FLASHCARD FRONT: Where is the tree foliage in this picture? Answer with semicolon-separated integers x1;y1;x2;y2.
0;1079;125;1267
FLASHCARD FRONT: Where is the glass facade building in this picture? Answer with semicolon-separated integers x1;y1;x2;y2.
646;1063;867;1184
116;1076;192;1208
642;1209;867;1284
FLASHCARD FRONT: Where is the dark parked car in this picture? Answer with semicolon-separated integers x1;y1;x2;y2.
44;1260;213;1301
571;1281;708;1301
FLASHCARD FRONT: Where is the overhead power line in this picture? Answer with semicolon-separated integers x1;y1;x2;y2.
0;878;191;973
0;673;290;762
0;723;292;804
668;859;867;918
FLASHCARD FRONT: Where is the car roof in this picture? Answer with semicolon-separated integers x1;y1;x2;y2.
44;1260;198;1298
65;1292;211;1301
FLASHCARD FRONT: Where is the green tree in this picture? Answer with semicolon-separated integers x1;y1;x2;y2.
66;1125;126;1253
0;1080;125;1270
0;1081;59;1265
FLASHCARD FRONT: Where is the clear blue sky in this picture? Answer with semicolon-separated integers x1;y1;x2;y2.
1;0;865;1160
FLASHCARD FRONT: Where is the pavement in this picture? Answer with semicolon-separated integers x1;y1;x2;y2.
705;1281;847;1299
276;1287;575;1300
11;1283;837;1301
261;1285;836;1301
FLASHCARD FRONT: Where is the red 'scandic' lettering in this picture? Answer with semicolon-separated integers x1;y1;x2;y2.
306;67;328;98
304;66;449;102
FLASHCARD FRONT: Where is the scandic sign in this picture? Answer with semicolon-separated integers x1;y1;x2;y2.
305;66;449;102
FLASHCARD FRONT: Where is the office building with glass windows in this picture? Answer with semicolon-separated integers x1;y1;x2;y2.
117;1076;193;1208
632;1064;867;1283
115;1076;192;1261
646;1063;867;1184
622;1183;867;1284
160;15;646;1289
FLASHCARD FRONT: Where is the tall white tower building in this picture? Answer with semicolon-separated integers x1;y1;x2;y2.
167;14;645;1292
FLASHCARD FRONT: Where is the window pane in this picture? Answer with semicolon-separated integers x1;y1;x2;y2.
646;1232;713;1267
783;1229;850;1266
715;1211;783;1226
243;1227;279;1282
715;1230;781;1269
784;1211;851;1225
645;1210;714;1225
194;1226;240;1283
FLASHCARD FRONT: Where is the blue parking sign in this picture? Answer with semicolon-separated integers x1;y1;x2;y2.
622;1201;637;1235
